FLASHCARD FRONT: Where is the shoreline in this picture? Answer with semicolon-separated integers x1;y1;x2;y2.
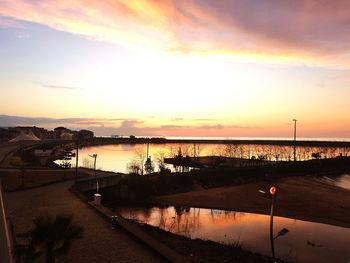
79;137;350;148
151;175;350;229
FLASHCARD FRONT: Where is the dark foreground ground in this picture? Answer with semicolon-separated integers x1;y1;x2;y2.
5;181;164;263
137;222;277;263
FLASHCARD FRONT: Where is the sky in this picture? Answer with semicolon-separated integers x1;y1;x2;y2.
1;0;350;138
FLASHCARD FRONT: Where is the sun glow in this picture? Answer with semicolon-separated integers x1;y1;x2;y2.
1;1;350;137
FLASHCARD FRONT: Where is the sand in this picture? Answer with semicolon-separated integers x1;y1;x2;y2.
153;175;350;228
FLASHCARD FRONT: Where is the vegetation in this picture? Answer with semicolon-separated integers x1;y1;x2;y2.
111;157;350;202
16;214;83;263
119;174;154;201
15;150;41;166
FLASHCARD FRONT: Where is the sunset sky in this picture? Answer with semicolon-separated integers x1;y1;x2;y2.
1;1;350;138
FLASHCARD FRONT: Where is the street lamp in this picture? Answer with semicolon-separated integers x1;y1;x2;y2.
269;185;278;262
292;119;297;161
88;154;98;192
89;153;101;205
259;185;282;263
75;140;79;185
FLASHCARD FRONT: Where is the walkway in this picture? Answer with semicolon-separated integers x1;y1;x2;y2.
5;181;165;263
0;143;19;167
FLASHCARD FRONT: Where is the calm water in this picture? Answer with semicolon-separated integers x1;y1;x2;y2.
63;143;224;173
117;206;350;263
60;143;350;173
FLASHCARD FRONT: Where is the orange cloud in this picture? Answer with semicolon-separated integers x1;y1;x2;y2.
1;0;349;67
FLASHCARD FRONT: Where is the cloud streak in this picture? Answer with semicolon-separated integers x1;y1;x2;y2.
35;82;81;90
0;1;350;67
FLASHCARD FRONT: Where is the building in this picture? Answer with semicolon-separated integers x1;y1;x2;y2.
77;129;94;141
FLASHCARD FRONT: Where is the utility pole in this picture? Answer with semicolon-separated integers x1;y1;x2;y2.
293;119;297;161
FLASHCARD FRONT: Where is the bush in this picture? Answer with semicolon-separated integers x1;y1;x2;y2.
119;174;154;200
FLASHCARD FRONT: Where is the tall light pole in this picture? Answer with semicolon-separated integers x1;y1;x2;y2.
89;154;98;193
269;186;278;262
293;119;297;161
75;140;79;185
89;153;101;205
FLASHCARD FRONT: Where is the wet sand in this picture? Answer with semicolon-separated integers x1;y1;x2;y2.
153;175;350;228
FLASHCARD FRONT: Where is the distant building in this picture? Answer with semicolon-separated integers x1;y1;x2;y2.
9;131;40;142
6;126;52;140
0;126;94;142
60;132;73;140
0;128;15;142
54;127;70;139
77;129;94;141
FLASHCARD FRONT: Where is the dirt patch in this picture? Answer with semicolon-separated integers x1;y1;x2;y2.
153;175;350;228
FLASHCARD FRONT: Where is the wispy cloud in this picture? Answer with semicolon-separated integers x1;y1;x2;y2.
171;118;183;122
1;1;350;67
35;81;81;90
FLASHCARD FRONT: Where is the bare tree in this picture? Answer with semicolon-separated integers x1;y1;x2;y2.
134;146;146;175
127;158;142;174
155;149;168;172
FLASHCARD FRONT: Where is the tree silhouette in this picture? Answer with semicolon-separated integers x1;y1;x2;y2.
25;214;83;263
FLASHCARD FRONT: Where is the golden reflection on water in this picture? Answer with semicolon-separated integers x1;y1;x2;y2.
66;143;350;173
118;206;350;263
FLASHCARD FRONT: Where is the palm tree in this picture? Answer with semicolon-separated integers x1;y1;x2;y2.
28;214;83;263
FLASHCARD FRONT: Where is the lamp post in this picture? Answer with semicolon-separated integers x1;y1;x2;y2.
269;186;278;262
293;119;297;161
89;153;100;205
89;154;98;192
259;185;288;263
75;140;79;185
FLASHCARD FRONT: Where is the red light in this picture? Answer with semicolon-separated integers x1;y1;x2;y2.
270;186;277;195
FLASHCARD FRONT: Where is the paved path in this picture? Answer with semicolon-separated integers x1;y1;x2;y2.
5;181;165;263
0;143;19;167
0;143;20;263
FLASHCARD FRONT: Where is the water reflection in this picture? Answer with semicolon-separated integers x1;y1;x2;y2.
63;143;350;173
117;206;350;263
